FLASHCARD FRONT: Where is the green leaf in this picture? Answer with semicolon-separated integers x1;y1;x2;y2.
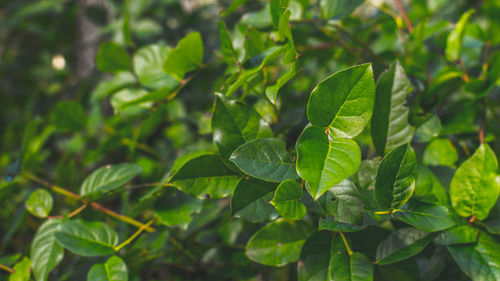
154;189;202;230
230;178;278;222
270;0;287;27
449;144;500;220
87;256;128;281
31;219;64;281
298;231;373;281
110;88;152;115
318;215;368;232
163;32;203;79
26;189;53;218
270;180;306;220
91;72;136;101
96;42;131;73
246;219;312;266
54;220;119;256
446;9;475;61
265;61;298;104
371;61;414;155
133;44;179;89
376;228;434;265
307;64;375;139
397;203;455;232
422;138;458;168
447;232;500;281
212;93;273;167
230;138;298;182
296;125;361;200
169;154;242;199
414;115;442;143
434;225;479;246
325;179;364;225
80;163;143;196
221;0;248;17
374;144;417;210
50;101;87;132
320;0;364;20
9;257;30;281
218;21;237;64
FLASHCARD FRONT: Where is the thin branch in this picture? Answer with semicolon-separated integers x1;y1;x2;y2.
22;173;156;232
48;204;87;219
339;232;353;256
0;264;14;274
115;219;155;251
393;0;413;32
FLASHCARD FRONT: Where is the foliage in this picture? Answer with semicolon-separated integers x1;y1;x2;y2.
2;0;500;280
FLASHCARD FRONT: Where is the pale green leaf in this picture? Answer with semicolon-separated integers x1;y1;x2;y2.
80;163;143;196
87;256;128;281
270;180;306;220
31;219;64;281
26;189;53;218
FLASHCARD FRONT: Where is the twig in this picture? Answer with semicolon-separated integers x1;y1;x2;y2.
458;59;470;82
22;173;156;232
48;204;87;219
393;0;413;32
0;264;14;274
115;219;155;251
339;232;353;256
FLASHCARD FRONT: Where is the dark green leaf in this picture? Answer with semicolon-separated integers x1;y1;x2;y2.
80;163;143;196
50;101;87;132
397;203;455;232
154;189;202;229
325;179;364;225
55;220;118;256
230;138;298;182
230;178;278;222
320;0;364;20
319;215;368;232
376;228;434;265
218;21;237;64
96;42;131;73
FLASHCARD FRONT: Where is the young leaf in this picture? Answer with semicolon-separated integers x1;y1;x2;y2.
307;64;375;139
376;228;434;265
320;0;364;20
397;203;455;232
446;9;475;61
298;231;373;281
133;44;179;89
246;219;312;266
230;178;278;223
80;163;143;196
230;138;298;182
9;257;31;281
296;125;361;200
422;138;458;168
154;190;202;230
371;61;414;155
163;32;203;79
31;219;64;281
374;144;417;210
265;61;298;104
449;144;500;220
96;42;131;73
54;220;119;256
26;189;53;218
169;154;241;199
447;232;500;281
87;256;128;281
212;93;273;167
270;180;306;220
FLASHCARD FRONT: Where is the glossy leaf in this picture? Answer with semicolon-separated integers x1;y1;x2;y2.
376;228;434;265
169;154;241;199
434;225;479;246
270;180;306;220
96;42;131;73
325;179;364;225
87;256;128;281
447;232;500;281
319;215;368;232
446;9;475;61
296;125;361;200
133;44;179;89
307;64;375;139
9;257;30;281
230;138;298;182
397;203;455;232
246;220;312;266
80;163;143;196
54;220;119;256
375;144;417;210
265;61;297;104
25;189;53;218
212;93;273;166
154;190;202;229
163;32;203;79
414;115;442;143
230;178;278;222
31;219;64;281
371;61;414;155
449;144;500;220
422;138;458;168
298;231;373;281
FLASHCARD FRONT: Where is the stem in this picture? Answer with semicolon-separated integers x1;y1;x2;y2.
393;0;413;32
22;173;156;232
374;210;392;215
0;264;14;274
458;59;470;82
48;204;87;219
115;220;154;251
339;232;353;256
